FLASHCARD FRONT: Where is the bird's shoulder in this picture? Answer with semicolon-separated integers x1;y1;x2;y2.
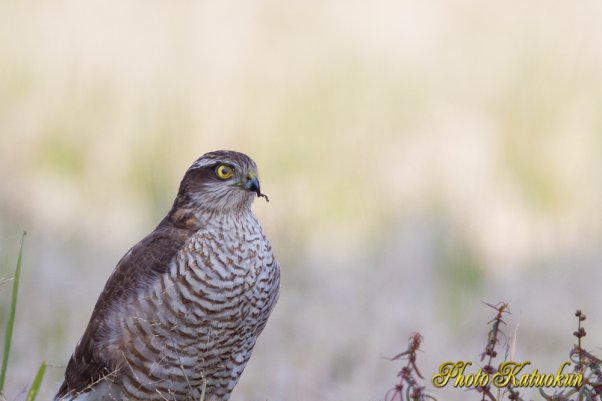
55;217;198;399
92;217;198;322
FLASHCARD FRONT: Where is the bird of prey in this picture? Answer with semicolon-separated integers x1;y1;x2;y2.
54;150;280;401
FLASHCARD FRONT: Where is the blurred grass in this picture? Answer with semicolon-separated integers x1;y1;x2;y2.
0;233;46;401
0;233;25;392
25;362;46;401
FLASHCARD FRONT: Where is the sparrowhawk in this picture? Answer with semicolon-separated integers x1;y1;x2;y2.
54;150;280;401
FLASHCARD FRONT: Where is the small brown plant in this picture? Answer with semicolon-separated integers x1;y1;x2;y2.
473;302;525;401
538;310;602;401
384;332;436;401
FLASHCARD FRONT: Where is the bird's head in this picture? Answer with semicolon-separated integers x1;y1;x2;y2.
172;150;268;215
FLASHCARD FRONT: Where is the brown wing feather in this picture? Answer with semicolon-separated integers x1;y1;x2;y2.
55;217;197;399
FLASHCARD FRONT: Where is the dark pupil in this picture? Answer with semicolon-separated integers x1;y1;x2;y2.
220;166;230;176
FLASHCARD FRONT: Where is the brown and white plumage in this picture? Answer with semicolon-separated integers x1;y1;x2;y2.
55;150;280;401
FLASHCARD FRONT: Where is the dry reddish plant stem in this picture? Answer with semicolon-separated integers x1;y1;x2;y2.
384;333;435;401
476;302;525;401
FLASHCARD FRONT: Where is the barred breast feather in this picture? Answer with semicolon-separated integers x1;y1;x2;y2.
56;210;280;401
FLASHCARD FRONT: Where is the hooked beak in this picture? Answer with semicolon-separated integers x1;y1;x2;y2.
243;174;269;202
244;176;261;195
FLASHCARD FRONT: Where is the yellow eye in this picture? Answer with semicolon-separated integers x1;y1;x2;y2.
216;164;234;179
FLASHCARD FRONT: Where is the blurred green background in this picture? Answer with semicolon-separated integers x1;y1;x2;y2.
1;0;601;400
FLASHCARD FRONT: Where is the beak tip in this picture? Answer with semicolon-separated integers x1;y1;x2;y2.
243;176;269;202
244;176;261;194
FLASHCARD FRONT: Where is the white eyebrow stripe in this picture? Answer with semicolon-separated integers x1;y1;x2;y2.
188;151;258;173
191;158;218;169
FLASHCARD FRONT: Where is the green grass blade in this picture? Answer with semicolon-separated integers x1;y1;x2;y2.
0;232;26;392
25;361;46;401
